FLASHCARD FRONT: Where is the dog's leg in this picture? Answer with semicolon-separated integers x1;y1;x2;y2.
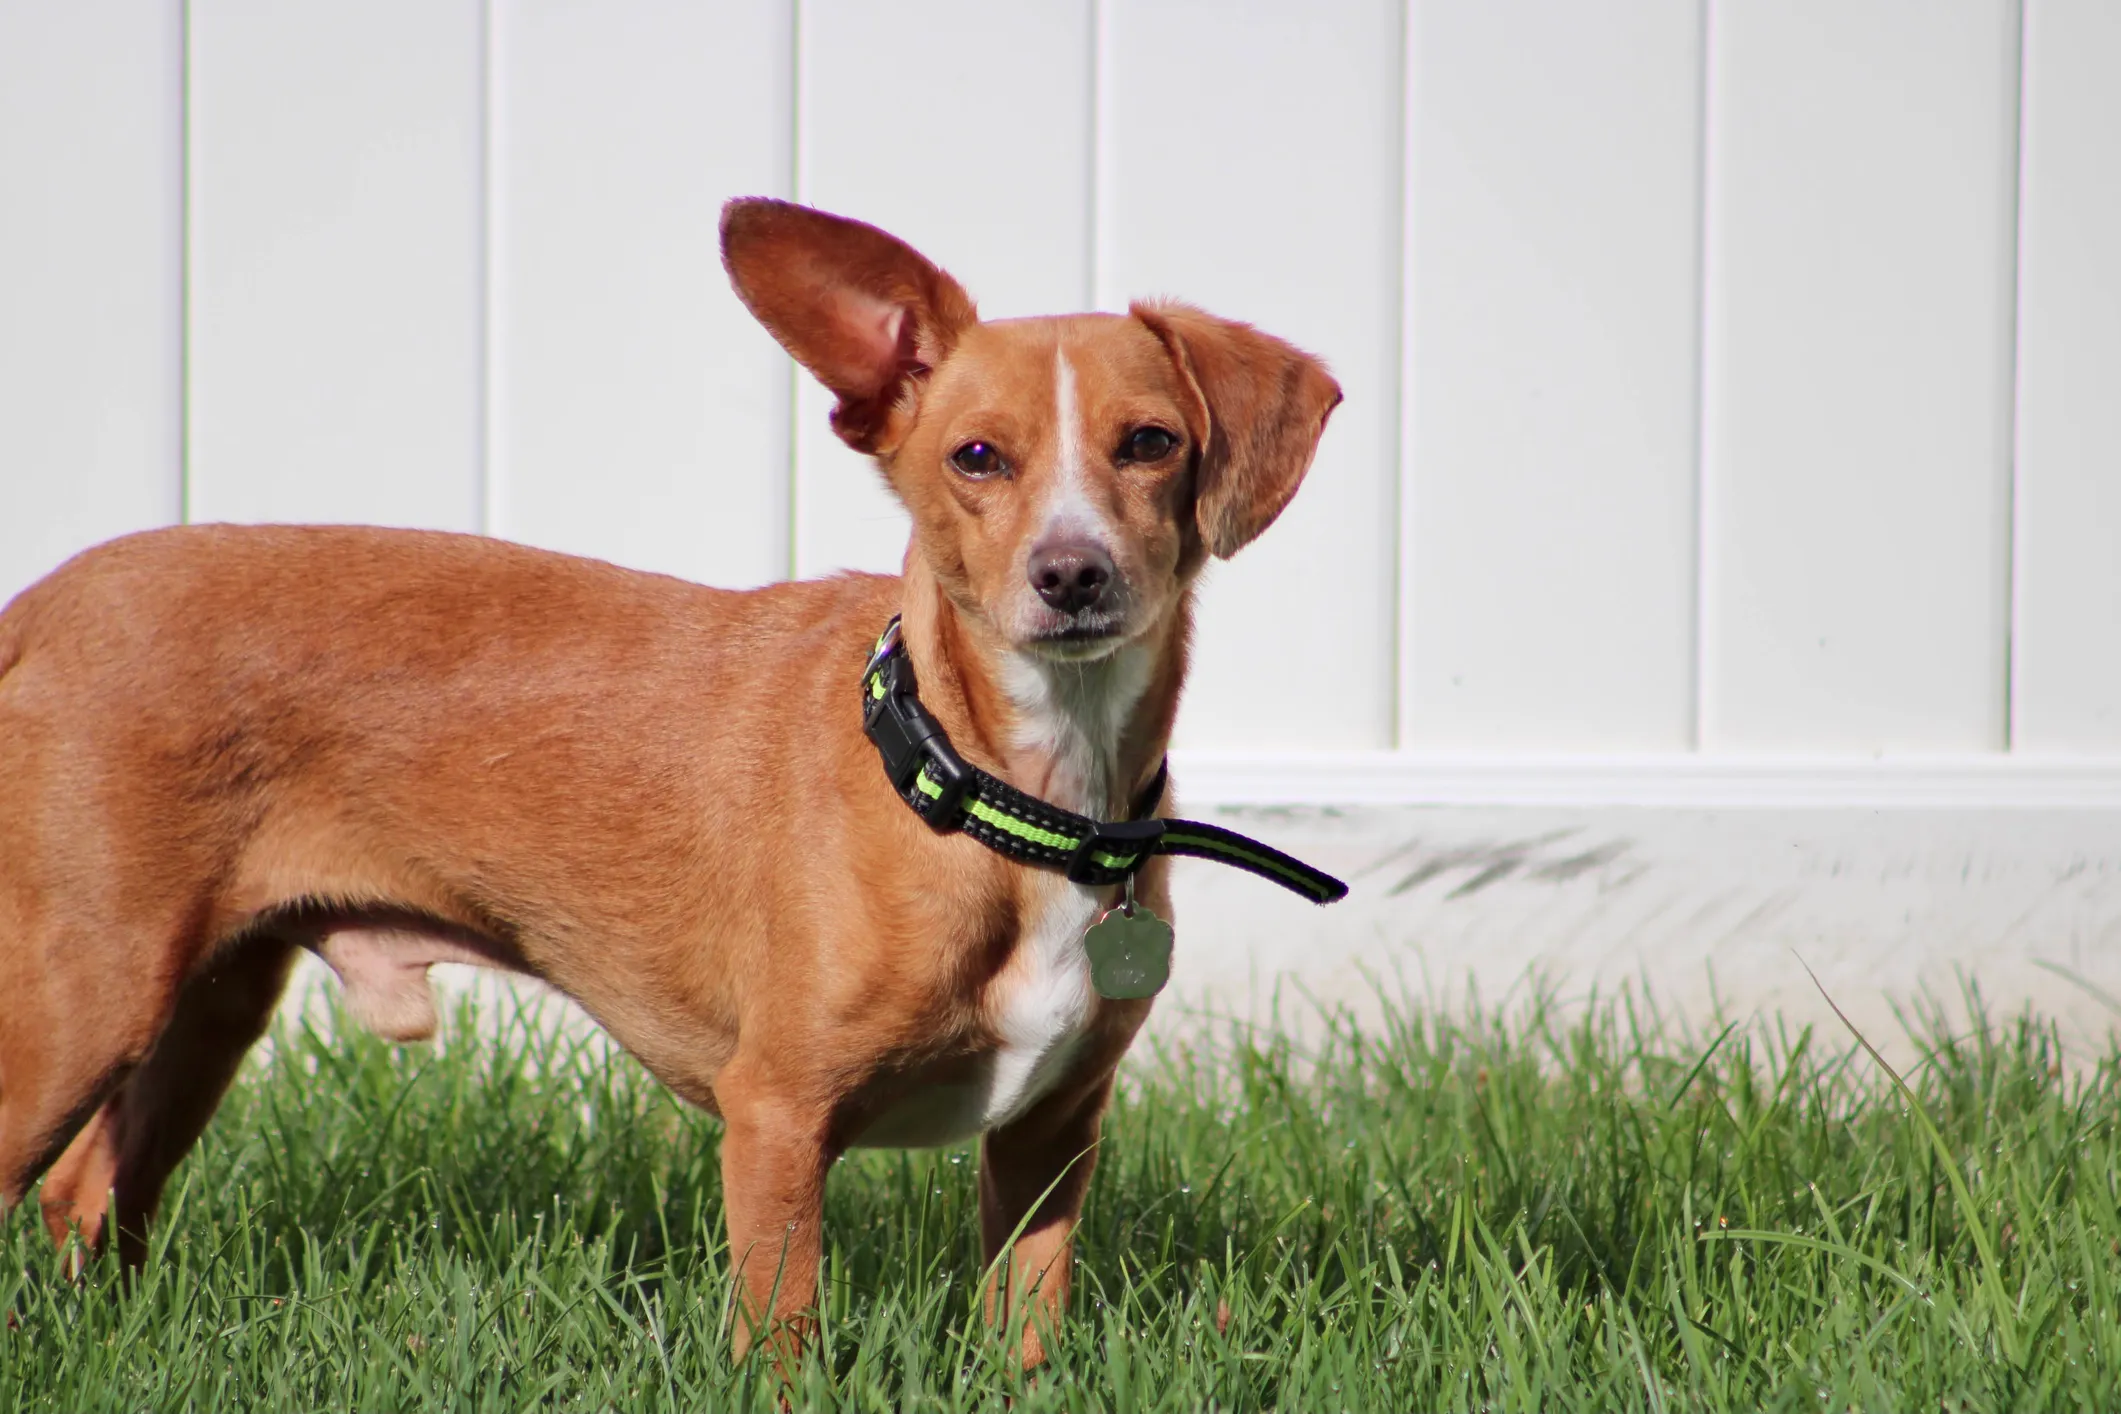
0;1052;129;1233
37;935;294;1265
979;1074;1114;1369
714;1067;835;1368
0;945;180;1228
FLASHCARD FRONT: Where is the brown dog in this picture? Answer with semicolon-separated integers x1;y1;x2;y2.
0;199;1339;1364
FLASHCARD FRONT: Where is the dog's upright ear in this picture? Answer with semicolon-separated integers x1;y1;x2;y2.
721;199;978;456
1132;302;1342;559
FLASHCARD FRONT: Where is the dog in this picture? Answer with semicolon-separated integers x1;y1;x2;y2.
0;199;1342;1365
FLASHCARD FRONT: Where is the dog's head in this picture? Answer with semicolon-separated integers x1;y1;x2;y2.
722;199;1340;662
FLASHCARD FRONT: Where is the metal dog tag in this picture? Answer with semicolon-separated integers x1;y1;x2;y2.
1085;902;1173;1000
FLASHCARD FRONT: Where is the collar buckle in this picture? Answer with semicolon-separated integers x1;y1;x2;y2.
862;624;971;826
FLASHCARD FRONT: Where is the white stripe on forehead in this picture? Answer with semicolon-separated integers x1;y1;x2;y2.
1055;346;1084;480
1042;345;1111;540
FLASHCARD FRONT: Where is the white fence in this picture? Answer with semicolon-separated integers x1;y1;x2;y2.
3;1;2117;797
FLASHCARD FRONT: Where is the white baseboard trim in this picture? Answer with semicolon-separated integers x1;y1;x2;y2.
1167;751;2121;810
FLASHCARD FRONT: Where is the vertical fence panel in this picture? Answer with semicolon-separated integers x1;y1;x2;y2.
0;1;183;605
791;0;1094;579
1104;0;1401;751
14;3;2120;772
1401;0;1702;751
1700;0;2020;752
488;0;793;588
2012;0;2121;751
186;0;483;529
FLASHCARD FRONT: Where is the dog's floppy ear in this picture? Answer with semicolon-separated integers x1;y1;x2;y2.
721;199;978;455
1133;301;1342;559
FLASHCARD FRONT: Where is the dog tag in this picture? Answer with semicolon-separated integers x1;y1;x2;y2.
1085;903;1173;1000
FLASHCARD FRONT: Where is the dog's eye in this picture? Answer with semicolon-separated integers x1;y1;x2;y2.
950;441;1007;478
1120;426;1179;463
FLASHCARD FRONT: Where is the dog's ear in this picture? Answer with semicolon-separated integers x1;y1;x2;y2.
721;198;979;455
1133;302;1342;559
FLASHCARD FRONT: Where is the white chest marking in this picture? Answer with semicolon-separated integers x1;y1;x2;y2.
847;879;1100;1149
979;878;1102;1122
851;882;1104;1150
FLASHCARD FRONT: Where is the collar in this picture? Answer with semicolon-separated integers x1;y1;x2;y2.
859;615;1347;905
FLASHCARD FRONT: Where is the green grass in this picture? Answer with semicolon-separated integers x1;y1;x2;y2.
6;984;2120;1411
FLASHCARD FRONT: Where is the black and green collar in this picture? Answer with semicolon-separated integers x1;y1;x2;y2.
859;616;1348;905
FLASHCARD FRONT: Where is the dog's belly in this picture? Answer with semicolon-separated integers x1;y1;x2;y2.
849;885;1101;1149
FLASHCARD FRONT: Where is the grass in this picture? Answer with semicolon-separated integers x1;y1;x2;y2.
5;983;2121;1411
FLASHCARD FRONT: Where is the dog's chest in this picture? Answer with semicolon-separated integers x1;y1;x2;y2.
848;650;1143;1150
849;883;1103;1149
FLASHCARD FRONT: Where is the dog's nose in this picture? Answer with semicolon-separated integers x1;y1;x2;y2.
1028;543;1114;613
